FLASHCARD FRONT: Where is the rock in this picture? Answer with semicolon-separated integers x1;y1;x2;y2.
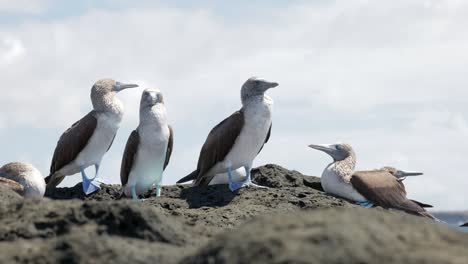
0;164;465;264
0;184;23;204
182;208;468;264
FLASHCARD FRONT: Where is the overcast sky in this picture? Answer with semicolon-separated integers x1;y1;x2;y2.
1;0;467;210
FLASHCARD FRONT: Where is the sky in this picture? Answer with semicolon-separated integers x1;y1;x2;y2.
0;0;467;210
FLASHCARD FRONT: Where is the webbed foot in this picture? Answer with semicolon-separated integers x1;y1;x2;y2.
229;180;268;192
356;201;374;208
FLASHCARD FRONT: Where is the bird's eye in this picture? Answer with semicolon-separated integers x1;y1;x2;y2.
335;145;342;150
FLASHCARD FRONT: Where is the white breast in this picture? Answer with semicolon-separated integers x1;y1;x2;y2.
222;96;272;170
125;108;170;196
75;112;121;167
321;164;366;202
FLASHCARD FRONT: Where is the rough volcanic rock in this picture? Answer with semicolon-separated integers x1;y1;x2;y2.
0;164;464;264
182;208;468;264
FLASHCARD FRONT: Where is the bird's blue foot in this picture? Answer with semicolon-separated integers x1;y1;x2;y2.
228;166;268;192
356;201;374;208
229;180;268;191
80;167;100;195
156;185;161;197
82;177;101;195
130;186;145;201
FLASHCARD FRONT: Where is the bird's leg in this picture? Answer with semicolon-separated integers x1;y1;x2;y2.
131;185;140;201
156;184;161;197
242;166;268;189
228;167;243;192
80;166;100;195
356;201;374;208
228;166;268;191
93;164;100;180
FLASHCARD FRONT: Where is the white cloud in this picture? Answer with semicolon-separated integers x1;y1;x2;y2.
0;38;25;65
1;0;468;210
0;0;51;14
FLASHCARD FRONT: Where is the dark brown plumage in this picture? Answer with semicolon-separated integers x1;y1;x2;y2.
177;112;272;186
194;111;245;186
176;111;244;185
120;130;140;186
462;222;468;227
350;170;435;219
120;126;174;186
45;111;99;188
164;126;174;170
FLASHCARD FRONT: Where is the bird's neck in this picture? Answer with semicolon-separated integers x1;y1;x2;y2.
329;155;356;182
139;104;167;128
92;93;124;116
241;94;268;107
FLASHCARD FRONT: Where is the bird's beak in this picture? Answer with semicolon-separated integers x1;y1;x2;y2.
265;81;279;89
259;80;279;91
395;170;424;179
308;144;338;158
113;82;139;92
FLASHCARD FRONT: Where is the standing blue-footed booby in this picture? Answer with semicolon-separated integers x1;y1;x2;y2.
45;79;138;195
121;89;173;200
308;143;435;219
0;162;45;197
176;77;277;191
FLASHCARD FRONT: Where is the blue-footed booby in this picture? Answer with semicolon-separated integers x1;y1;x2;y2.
120;89;173;200
0;162;45;197
176;77;277;191
308;143;436;219
45;79;138;195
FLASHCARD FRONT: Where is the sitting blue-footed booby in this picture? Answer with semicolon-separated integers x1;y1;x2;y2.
45;79;138;195
176;77;277;191
308;143;436;219
0;162;45;197
120;89;173;200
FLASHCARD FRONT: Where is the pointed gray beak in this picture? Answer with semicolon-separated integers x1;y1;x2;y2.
395;170;424;179
259;80;279;91
268;81;279;88
113;82;139;92
308;144;340;158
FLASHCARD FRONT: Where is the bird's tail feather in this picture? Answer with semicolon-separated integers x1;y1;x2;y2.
176;170;198;184
45;173;65;191
410;199;433;208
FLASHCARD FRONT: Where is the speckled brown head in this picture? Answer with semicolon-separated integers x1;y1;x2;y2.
91;79;138;111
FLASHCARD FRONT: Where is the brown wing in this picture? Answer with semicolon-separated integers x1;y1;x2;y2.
164;125;174;170
120;130;140;186
193;110;244;186
462;222;468;227
0;177;24;195
46;111;98;186
351;170;433;219
257;123;272;154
